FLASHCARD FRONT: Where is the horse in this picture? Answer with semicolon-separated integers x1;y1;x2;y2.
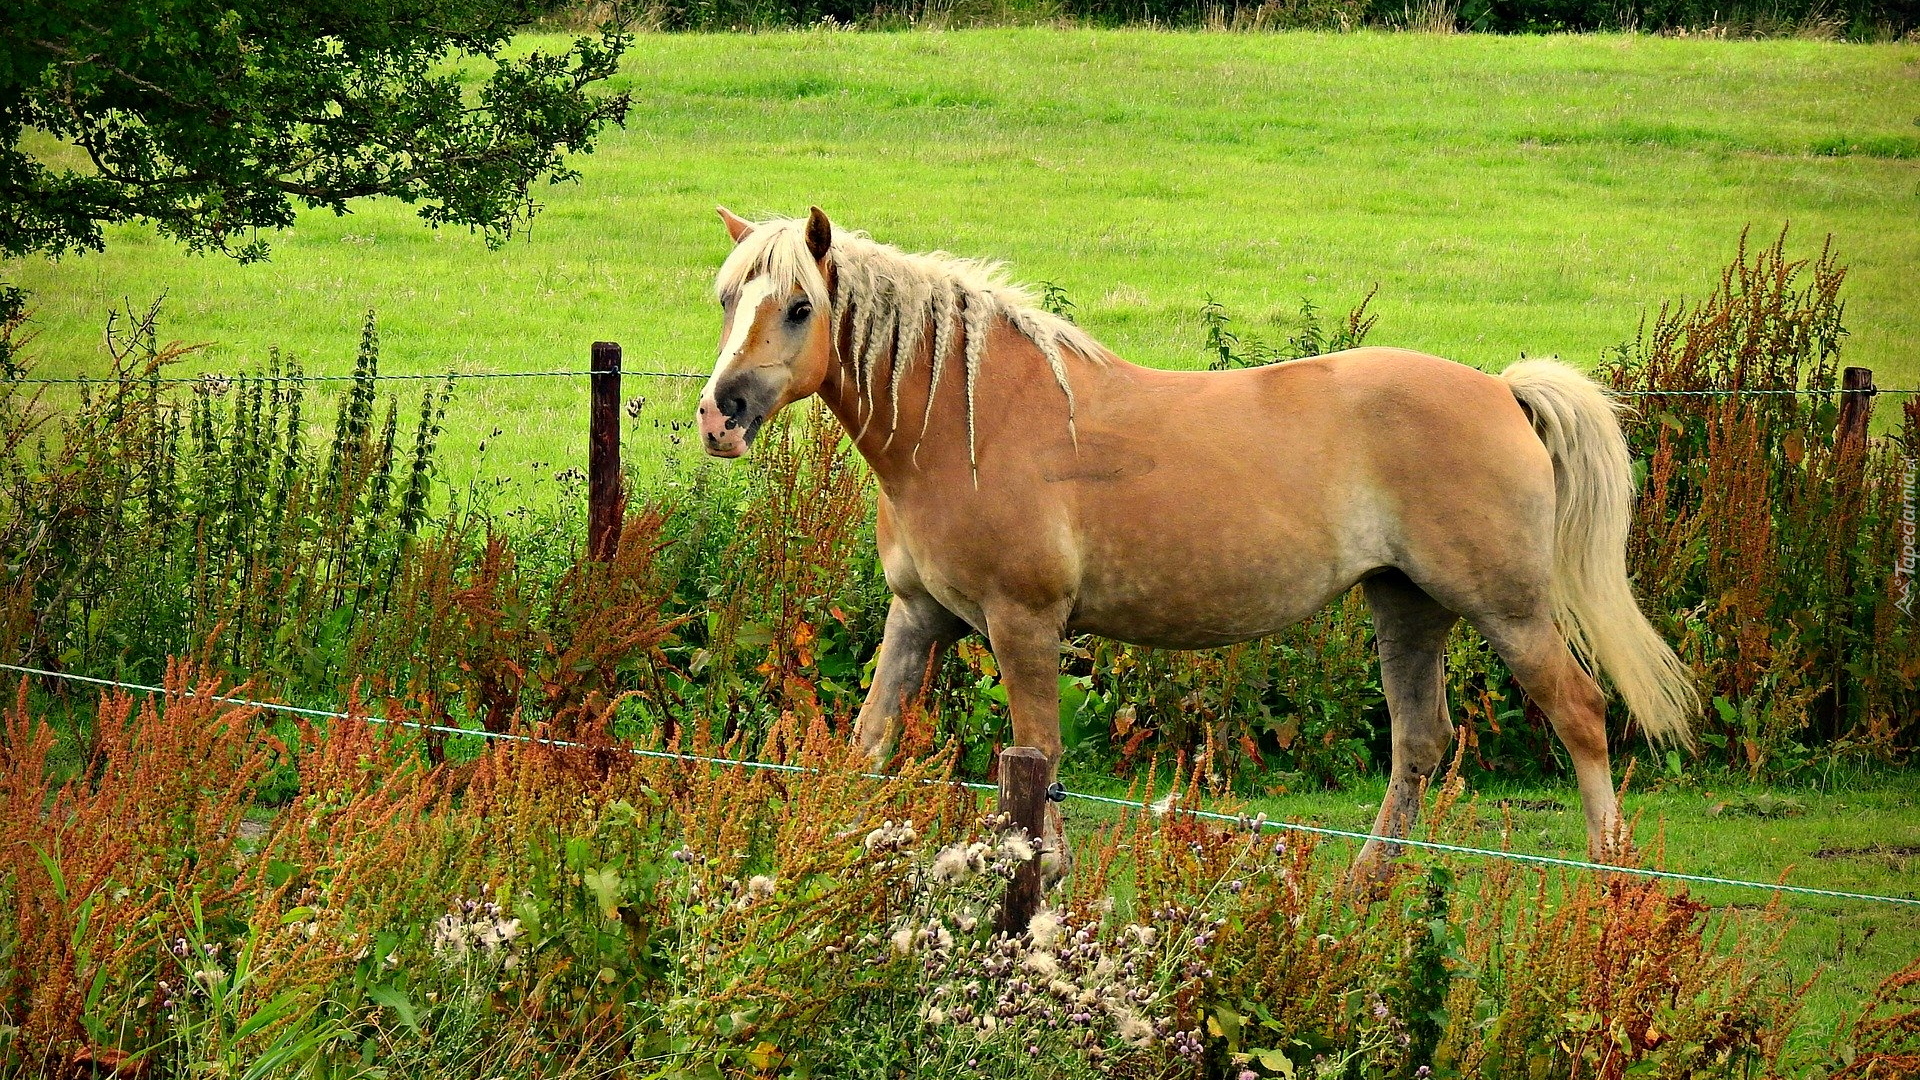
695;205;1696;879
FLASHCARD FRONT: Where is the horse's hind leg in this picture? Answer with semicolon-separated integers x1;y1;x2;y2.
1353;572;1460;882
1469;612;1623;858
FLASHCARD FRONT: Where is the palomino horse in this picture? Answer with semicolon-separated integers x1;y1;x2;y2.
696;206;1696;878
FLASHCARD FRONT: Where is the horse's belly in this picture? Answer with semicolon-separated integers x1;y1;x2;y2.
1065;571;1350;650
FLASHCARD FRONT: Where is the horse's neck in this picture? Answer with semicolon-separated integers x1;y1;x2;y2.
815;317;934;479
818;309;1080;485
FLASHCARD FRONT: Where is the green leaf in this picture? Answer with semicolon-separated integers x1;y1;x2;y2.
584;866;623;920
1208;1004;1244;1047
34;846;68;902
234;989;311;1040
70;892;93;952
368;985;421;1034
1254;1047;1296;1078
1058;674;1089;747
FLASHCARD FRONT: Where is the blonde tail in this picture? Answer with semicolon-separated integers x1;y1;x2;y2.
1502;359;1699;747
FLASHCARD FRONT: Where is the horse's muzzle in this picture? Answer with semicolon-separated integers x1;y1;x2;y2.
697;375;774;458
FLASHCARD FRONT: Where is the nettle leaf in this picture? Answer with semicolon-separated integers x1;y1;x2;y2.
583;865;624;920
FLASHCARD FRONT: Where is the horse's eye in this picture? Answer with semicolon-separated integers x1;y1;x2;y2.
787;300;813;323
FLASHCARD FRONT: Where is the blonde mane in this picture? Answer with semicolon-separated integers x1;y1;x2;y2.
714;216;1104;468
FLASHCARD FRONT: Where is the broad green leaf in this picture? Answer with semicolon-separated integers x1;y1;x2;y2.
1255;1048;1296;1078
368;985;421;1034
584;866;624;920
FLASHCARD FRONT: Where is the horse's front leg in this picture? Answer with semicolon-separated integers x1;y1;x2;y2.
853;592;967;763
984;602;1073;883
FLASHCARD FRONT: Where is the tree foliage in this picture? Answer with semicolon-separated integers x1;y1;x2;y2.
0;1;634;262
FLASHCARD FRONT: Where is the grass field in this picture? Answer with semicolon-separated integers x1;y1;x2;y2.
6;30;1918;482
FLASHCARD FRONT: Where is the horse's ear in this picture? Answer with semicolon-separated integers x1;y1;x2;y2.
805;206;832;262
717;206;753;245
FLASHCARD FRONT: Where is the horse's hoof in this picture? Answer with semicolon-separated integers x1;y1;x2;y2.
1347;849;1404;900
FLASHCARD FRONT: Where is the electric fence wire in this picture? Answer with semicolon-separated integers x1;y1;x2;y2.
0;661;992;791
1;370;1913;394
0;368;707;385
5;661;1917;909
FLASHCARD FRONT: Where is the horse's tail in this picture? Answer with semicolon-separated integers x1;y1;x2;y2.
1501;359;1698;747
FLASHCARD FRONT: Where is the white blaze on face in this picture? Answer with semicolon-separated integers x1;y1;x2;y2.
705;275;780;400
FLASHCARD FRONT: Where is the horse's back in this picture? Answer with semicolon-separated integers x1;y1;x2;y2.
1142;345;1561;577
1124;347;1549;476
1295;345;1556;509
1071;346;1551;519
1249;347;1526;417
1024;347;1558;646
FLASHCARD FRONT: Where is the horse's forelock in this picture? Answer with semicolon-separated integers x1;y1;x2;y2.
714;217;831;310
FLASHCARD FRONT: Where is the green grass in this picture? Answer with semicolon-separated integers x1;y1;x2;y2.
6;29;1918;483
1060;766;1920;1038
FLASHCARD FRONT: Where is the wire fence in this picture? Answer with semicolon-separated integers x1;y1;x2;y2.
5;659;1916;911
0;368;707;385
0;367;1914;393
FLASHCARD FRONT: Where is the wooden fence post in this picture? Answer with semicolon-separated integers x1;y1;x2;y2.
1837;366;1875;457
995;746;1050;936
588;341;623;561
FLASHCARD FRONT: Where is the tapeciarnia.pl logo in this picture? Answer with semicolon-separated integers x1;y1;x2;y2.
1898;459;1916;617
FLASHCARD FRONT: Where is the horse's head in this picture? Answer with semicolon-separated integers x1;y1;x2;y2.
697;206;837;458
